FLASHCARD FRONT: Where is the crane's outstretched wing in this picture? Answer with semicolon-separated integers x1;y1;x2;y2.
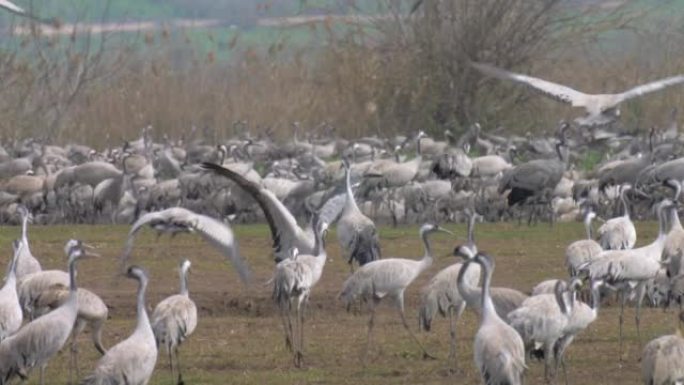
616;75;684;104
0;0;24;14
317;191;346;227
121;207;194;266
191;214;251;284
121;207;251;284
471;62;589;107
201;162;309;258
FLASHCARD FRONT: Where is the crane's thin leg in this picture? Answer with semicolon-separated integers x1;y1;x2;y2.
396;295;436;360
447;307;456;363
635;283;646;348
175;347;184;385
168;346;176;385
543;341;554;383
363;298;378;365
70;335;80;384
618;289;626;361
554;335;573;385
278;301;294;352
294;295;306;368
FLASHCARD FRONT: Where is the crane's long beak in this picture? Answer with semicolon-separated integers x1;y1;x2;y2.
437;227;454;236
85;250;101;258
82;243;96;250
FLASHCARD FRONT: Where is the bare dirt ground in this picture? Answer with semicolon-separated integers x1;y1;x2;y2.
1;220;671;384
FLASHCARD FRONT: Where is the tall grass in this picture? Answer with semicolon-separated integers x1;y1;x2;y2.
1;1;684;148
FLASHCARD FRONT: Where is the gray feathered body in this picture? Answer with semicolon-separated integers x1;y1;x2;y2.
499;159;564;206
0;272;21;342
457;265;527;322
337;211;381;267
598;215;637;250
17;270;69;317
81;327;158;385
0;295;77;383
14;241;41;281
151;294;197;353
641;333;684;385
340;258;430;305
419;262;480;331
475;315;526;385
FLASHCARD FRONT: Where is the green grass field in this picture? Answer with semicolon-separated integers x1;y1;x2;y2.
1;220;675;384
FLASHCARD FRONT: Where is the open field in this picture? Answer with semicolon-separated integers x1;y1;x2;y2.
2;220;674;384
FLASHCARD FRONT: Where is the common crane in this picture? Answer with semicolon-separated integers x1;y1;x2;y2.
0;239;97;385
418;209;481;368
15;205;41;279
121;207;251;284
472;62;684;127
565;206;603;277
81;266;158;385
273;217;328;367
151;259;198;385
507;280;570;381
470;253;526;385
597;185;637;250
582;199;672;359
0;240;22;342
641;311;684;385
554;279;603;384
337;156;381;270
339;223;451;362
498;123;569;221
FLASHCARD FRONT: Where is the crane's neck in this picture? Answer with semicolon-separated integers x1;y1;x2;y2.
68;256;78;294
415;137;423;160
344;166;360;213
420;230;434;268
179;267;189;296
480;260;497;322
21;215;28;247
6;246;18;284
584;214;594;240
620;188;631;219
467;214;476;244
669;206;682;231
657;204;669;241
590;285;600;312
457;261;480;309
136;277;150;331
554;282;570;316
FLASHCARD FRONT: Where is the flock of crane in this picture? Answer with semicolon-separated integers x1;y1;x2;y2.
4;0;684;380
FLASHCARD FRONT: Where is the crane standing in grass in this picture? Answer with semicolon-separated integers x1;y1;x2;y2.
418;209;481;369
339;223;452;363
641;311;684;385
82;266;158;385
15;205;41;279
0;239;97;385
0;240;22;342
337;156;381;271
152;259;198;385
470;253;526;385
272;216;329;368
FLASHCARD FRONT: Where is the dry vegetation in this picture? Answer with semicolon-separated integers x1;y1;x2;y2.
1;221;675;384
1;1;684;145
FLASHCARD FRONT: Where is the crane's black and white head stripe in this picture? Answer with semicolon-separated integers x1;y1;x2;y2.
453;243;477;260
64;239;84;259
180;259;191;273
127;265;148;282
